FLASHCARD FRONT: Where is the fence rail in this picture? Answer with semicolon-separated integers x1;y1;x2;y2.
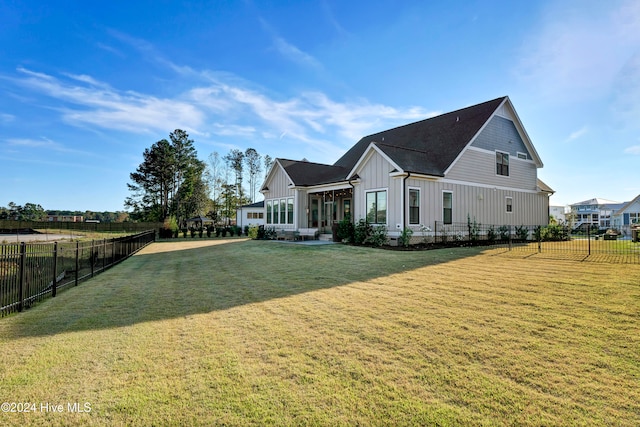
0;220;163;234
427;222;640;263
1;230;155;317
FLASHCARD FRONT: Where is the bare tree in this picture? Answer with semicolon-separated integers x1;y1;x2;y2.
244;148;262;203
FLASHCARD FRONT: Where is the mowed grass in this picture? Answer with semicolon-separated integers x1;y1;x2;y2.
0;239;639;426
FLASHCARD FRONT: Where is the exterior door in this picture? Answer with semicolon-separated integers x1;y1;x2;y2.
324;201;334;233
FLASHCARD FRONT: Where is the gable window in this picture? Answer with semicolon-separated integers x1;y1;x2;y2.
506;197;513;213
496;151;509;176
409;189;420;224
366;190;387;224
443;191;453;225
517;152;528;160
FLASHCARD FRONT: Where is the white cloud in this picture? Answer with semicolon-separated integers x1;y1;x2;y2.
565;126;588;142
624;145;640;155
12;67;205;134
6;137;89;154
0;113;15;123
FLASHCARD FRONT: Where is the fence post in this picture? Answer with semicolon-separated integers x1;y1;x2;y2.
102;238;106;271
508;225;512;251
18;242;26;312
587;225;591;256
75;241;79;286
52;242;58;297
91;240;95;278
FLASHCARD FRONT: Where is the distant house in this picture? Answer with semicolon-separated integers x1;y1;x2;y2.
549;205;567;223
612;194;640;237
260;96;553;240
569;198;625;229
47;215;84;222
236;201;265;229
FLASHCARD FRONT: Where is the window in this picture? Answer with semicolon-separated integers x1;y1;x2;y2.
409;189;420;224
517;152;527;160
266;200;272;224
506;197;513;213
443;191;452;224
496;151;509;176
287;198;294;224
366;190;387;224
273;200;279;224
280;199;286;224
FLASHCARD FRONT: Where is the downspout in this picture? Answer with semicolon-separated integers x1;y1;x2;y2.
348;179;355;223
402;172;411;232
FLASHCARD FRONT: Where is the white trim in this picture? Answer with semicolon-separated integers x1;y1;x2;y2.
495;149;510;177
364;187;388;226
293;181;352;192
408;187;421;225
442;190;453;224
347;142;403;179
439;177;541;194
443;97;543;175
466;145;535;163
506;196;513;214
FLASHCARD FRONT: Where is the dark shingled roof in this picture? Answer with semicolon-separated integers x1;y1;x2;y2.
279;159;350;186
334;96;507;176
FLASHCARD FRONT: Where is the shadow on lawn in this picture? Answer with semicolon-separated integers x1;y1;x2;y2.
2;239;481;339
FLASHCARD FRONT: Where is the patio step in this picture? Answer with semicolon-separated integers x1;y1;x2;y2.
318;233;333;241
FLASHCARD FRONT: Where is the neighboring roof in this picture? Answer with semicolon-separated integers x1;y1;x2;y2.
614;194;640;214
239;200;264;209
278;159;350;186
335;96;508;176
571;198;622;206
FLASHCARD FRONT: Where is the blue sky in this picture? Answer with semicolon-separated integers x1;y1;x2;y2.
1;0;639;212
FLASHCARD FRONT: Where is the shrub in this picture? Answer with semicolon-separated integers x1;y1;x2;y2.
487;226;498;242
198;228;203;238
248;225;259;239
398;227;413;247
244;226;249;236
515;225;529;241
206;226;212;238
353;219;372;245
336;218;355;243
468;215;480;241
264;227;277;240
498;225;510;241
366;225;388;247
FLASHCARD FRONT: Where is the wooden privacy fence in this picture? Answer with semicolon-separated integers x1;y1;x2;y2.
0;230;155;317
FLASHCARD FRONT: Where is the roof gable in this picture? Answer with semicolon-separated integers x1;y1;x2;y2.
334;97;507;175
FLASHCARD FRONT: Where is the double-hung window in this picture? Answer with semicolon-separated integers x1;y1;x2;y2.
366;190;387;224
496;151;509;176
409;189;420;224
506;197;513;213
443;191;453;224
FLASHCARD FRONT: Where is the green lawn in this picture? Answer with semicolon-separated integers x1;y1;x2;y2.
1;239;639;426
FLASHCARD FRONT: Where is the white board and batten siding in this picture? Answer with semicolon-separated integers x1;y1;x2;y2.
262;163;297;230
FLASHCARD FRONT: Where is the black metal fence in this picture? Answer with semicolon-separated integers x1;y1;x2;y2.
428;222;640;263
0;230;155;317
0;220;163;234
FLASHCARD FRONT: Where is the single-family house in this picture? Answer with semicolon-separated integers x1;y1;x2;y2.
569;198;624;230
549;205;567;224
612;194;640;237
236;201;265;229
260;96;553;241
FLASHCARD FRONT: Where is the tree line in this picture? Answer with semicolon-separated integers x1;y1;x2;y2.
0;202;129;223
125;129;273;227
